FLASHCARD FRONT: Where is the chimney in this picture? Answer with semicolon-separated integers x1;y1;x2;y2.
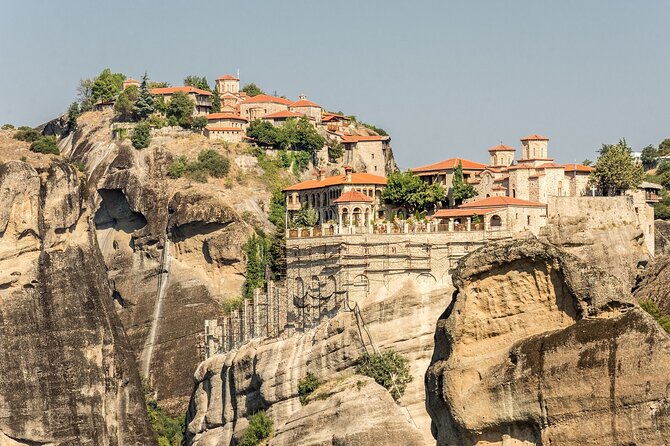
317;169;325;181
344;165;352;182
299;94;307;101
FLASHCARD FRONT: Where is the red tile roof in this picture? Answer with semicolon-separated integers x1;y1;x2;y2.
488;144;516;152
520;134;549;141
563;163;594;173
493;176;509;183
206;113;247;121
460;196;546;208
284;172;387;191
434;208;497;218
492;186;508;191
124;78;140;84
263;110;304;119
291;99;321;108
538;162;564;169
340;134;389;143
322;113;349;122
216;74;239;81
333;190;373;203
243;94;293;105
151;86;213;96
412;157;488;173
205;126;243;132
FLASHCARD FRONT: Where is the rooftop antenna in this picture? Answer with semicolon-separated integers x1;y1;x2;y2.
237;68;240;79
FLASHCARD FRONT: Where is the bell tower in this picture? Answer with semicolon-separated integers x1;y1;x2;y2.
520;134;550;164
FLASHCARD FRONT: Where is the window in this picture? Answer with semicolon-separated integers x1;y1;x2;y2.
527;215;531;225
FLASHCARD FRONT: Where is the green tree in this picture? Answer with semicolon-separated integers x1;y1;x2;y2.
293;117;325;153
452;161;477;205
582;159;592;166
659;138;670;157
298;373;320;405
291;207;319;228
77;78;95;111
247;119;279;146
197;149;230;177
14;126;41;142
242;232;270;299
183;75;210;91
131;121;151;149
267;190;287;279
1;123;14;130
166;91;194;128
640;144;659;170
167;156;188;179
141;376;184;446
241;83;265;97
210;85;222;113
192;116;207;131
590;138;644;195
30;136;60;155
327;140;344;162
65;102;80;135
91;68;125;103
381;171;446;213
356;350;412;401
133;73;155;121
114;85;139;122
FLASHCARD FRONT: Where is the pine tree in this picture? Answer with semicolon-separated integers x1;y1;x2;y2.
133;72;154;121
210;85;222;113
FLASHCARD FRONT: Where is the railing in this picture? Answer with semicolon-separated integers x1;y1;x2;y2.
287;221;495;238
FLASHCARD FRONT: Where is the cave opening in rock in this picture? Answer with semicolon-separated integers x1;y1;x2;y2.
94;189;147;233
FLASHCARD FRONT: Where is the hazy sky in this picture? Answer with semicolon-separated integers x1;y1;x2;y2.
1;1;668;168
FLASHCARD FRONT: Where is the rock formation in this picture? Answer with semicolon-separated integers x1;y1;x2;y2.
655;219;670;256
0;160;155;445
426;238;670;445
183;277;449;446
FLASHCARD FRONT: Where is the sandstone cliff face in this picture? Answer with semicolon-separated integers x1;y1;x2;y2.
183;277;449;446
426;239;670;446
0;161;155;445
655;219;670;256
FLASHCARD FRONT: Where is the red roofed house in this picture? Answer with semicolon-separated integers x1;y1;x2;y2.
240;94;293;121
123;78;140;90
411;157;488;206
283;166;387;233
204;113;248;142
214;75;247;113
289;95;323;124
322;113;351;133
151;86;213;116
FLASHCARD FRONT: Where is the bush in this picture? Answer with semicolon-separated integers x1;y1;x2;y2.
356;350;412;401
640;300;670;334
131;121;151;149
167;156;188;179
327;140;344;162
141;376;184;446
2;123;14;130
14;127;41;142
192;116;207;131
298;372;320;405
30;136;60;155
197;149;230;178
222;297;243;315
148;114;167;129
239;411;273;446
184;165;209;183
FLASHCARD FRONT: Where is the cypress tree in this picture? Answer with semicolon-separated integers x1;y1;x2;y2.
133;72;154;121
210;85;222;113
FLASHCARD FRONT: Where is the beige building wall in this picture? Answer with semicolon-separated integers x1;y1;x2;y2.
351;140;388;175
240;102;289;121
521;140;549;161
204;128;243;142
508;168;531;200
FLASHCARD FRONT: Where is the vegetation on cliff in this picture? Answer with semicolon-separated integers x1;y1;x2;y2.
239;411;273;446
141;376;184;446
356;350;412;401
589;138;643;195
247;117;325;154
640;300;670;334
382;171;446;213
167;149;231;182
298;372;321;405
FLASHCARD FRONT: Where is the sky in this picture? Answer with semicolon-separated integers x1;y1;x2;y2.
0;0;668;169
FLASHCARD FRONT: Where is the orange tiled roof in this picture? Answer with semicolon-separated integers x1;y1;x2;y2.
563;163;594;173
334;190;373;203
322;113;349;121
488;144;516;152
205;126;243;132
520;134;549;141
460;196;546;208
292;99;321;108
263;110;304;119
206;113;247;121
124;78;140;83
538;162;564;169
216;74;239;81
151;86;213;96
340;134;389;143
284;172;387;192
493;176;509;183
492;186;507;191
434;208;497;218
243;94;293;105
412;157;488;173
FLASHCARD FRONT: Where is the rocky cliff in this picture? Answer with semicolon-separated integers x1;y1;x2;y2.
183;276;449;446
426;239;670;445
0;160;155;445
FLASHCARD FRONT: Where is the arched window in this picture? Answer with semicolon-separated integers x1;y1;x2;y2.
491;214;502;228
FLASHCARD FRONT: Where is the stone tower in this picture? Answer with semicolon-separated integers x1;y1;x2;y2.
488;144;516;167
520;134;550;161
215;74;240;94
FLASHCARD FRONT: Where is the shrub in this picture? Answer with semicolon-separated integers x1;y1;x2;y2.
148;114;167;129
639;300;670;334
356;350;412;401
2;123;14;130
167;156;188;179
141;375;184;446
131;121;151;149
239;411;273;446
222;297;243;315
14;127;41;142
297;372;320;405
30;136;60;155
327;140;344;162
197;149;230;178
184;165;209;183
192;116;207;131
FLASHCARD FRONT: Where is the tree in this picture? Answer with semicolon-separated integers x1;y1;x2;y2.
640;145;659;170
590;138;644;195
210;85;222;113
30;136;60;155
192;116;207;131
77;78;95;111
241;83;265;97
452;161;477;205
131;121;151;149
659;138;670;157
14;127;41;142
183;75;210;91
91;68;125;103
356;350;412;401
247;120;279;146
242;233;270;299
133;73;155;121
582;159;592;166
327;139;344;162
293;117;325;153
381;171;446;213
291;207;319;228
114;85;139;121
197;149;229;177
239;411;273;446
65;102;80;135
166;91;194;128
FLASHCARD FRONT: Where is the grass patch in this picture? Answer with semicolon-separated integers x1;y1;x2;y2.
640;299;670;334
